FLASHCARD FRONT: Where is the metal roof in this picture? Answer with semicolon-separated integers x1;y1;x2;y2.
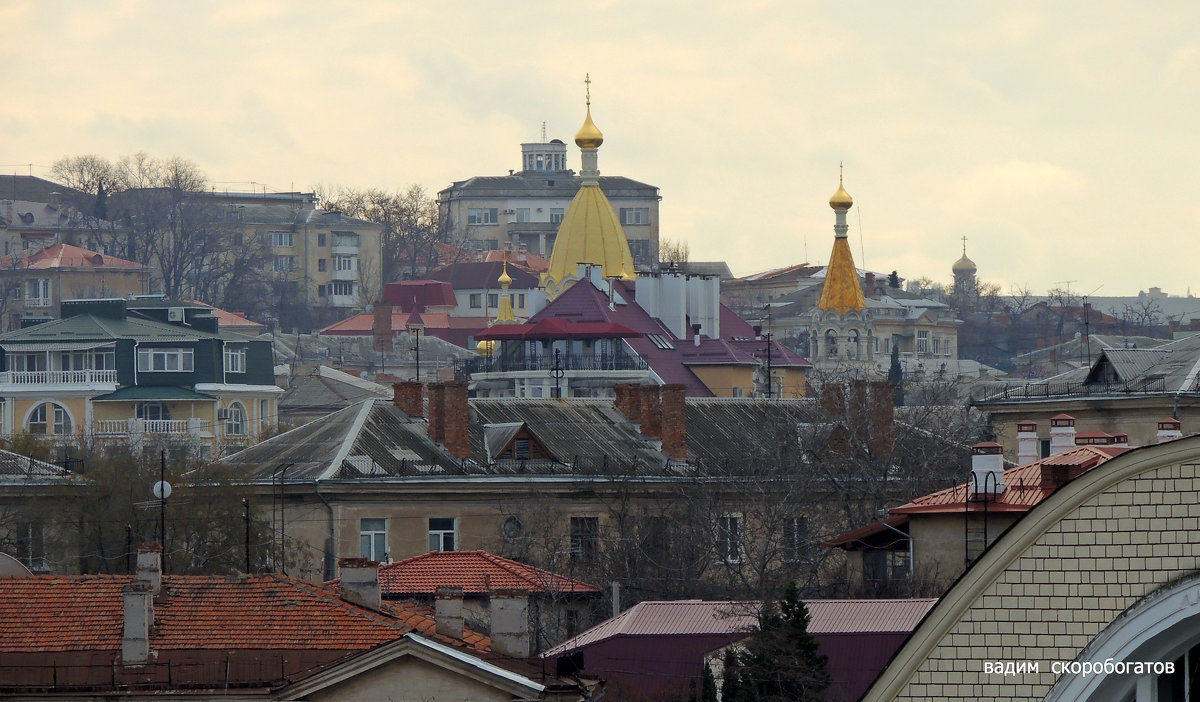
805;599;938;634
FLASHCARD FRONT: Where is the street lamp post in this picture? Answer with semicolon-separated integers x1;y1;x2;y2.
409;326;423;382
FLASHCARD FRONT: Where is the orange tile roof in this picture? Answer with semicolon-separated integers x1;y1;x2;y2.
0;243;142;270
889;445;1129;515
328;550;601;595
0;573;489;653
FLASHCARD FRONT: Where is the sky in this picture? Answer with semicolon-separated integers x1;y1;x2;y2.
3;1;1198;297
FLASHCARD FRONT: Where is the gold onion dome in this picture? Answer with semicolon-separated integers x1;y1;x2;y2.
575;105;604;149
498;265;513;288
953;253;977;272
829;177;853;211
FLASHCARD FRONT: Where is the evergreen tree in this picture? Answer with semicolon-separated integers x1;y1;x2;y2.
888;343;905;407
728;582;829;702
700;662;718;702
888;270;901;289
720;648;744;702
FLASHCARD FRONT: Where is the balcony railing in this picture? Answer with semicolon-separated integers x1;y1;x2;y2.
455;353;649;379
23;297;52;308
0;370;118;385
94;418;213;436
973;377;1182;403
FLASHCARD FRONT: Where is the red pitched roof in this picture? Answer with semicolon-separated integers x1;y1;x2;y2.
0;243;143;270
327;550;601;596
476;318;643;341
0;573;489;653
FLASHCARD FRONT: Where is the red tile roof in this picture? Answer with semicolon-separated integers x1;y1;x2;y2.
319;310;491;348
0;243;143;270
327;550;601;596
889;445;1129;515
0;573;489;653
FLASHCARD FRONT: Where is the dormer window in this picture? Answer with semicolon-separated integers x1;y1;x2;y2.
138;347;194;372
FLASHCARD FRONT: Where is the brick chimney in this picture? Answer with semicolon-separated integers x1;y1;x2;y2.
442;380;470;460
135;542;162;594
1016;420;1039;465
969;442;1005;496
660;384;687;460
435;586;465;639
613;383;641;424
1049;414;1076;455
122;580;153;665
638;385;662;440
427;383;447;444
490;589;531;658
393;381;424;418
338;558;381;611
373;301;394;351
1157;417;1183;444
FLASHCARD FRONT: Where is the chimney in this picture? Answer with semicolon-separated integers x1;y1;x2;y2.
442;380;471;460
136;543;162;594
1049;414;1076;455
435;586;465;639
865;272;876;296
1157;418;1183;444
660;384;688;460
393;381;424;418
338;557;381;611
638;385;662;440
427;383;447;444
490;590;531;658
613;383;641;424
122;580;153;665
969;442;1005;495
1016;421;1039;465
373;301;394;351
691;323;702;347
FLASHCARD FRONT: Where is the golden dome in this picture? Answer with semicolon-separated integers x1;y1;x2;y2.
575;105;604;149
476;339;497;356
498;261;513;288
829;179;853;211
952;253;977;273
541;184;636;298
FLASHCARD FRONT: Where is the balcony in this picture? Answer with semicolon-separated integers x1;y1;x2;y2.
0;369;118;385
455;353;649;379
94;418;213;437
23;298;52;308
331;268;357;281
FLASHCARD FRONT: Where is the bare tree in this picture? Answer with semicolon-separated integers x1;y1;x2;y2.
659;237;690;266
318;185;442;282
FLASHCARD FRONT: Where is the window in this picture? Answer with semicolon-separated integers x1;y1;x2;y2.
137;402;169;422
27;402;72;436
864;549;911;584
487;293;499;308
12;353;46;372
138;347;194;372
619;207;650;225
646;334;675;350
270;231;294;247
467;208;498;225
224;346;247;373
318;233;327;246
717;514;743;563
513;438;531;460
225;402;247;436
360;518;387;561
24;279;50;306
917;330;930;354
273;255;296;272
825;330;838;358
16;522;45;571
515;208;530;223
318;259;327;272
783;517;808;563
318;284;327;297
549;208;565;224
628;239;650;263
516;293;526;309
847;329;860;359
332;231;360;247
330;281;355;296
570;516;599;561
334;255;357;272
428;517;456;551
259;399;270;431
469;293;482;309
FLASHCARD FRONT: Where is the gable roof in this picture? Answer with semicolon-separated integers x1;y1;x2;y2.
280;366;392;412
0;243;143;270
0;310;223;346
428;261;541;291
328;550;601;596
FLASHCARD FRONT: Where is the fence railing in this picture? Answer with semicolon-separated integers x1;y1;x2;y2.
94;419;212;436
0;369;118;385
455;353;649;379
974;377;1174;402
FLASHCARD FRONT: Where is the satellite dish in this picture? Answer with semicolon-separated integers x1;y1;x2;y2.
0;552;32;575
152;481;172;500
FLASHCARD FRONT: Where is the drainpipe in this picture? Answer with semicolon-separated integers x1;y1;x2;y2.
880;519;913;581
313;480;336;581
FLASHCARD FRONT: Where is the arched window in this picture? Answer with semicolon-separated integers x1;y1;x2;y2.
26;402;72;436
848;330;860;359
825;330;838;359
225;402;247;436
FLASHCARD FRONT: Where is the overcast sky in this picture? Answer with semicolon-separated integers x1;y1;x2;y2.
3;1;1198;296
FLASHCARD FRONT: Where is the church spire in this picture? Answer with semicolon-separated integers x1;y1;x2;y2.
817;166;866;314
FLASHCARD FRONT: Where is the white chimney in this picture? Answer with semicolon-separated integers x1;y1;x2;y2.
1049;414;1076;455
1016;420;1039;465
338;558;381;611
970;442;1005;495
490;590;531;658
122;581;153;665
1157;418;1183;444
435;586;465;639
136;543;162;594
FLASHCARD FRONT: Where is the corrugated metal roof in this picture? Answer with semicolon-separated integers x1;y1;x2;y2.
685;398;828;463
805;599;937;634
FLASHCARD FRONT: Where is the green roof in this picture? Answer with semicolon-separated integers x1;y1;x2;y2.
92;386;216;401
0;313;223;344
